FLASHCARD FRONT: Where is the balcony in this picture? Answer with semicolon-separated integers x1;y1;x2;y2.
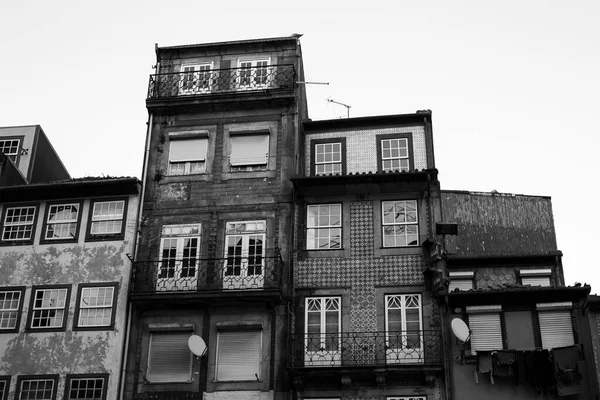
290;330;442;368
147;64;296;100
130;255;283;297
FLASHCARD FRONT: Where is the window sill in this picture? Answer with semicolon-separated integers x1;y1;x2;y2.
144;379;194;385
85;235;125;243
73;325;115;332
39;238;79;245
0;240;34;247
374;246;423;257
221;170;277;180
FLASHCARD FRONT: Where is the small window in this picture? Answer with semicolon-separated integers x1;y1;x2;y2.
15;376;58;400
216;330;262;380
237;59;270;88
520;269;551;287
306;204;342;250
0;288;25;332
448;271;475;291
377;133;414;172
87;200;126;240
43;203;81;241
466;305;503;352
74;284;118;329
1;206;37;243
65;374;108;400
168;137;208;176
537;302;574;349
0;375;9;400
0;138;20;162
229;132;269;171
382;200;419;247
28;286;70;331
315;143;342;175
147;331;193;382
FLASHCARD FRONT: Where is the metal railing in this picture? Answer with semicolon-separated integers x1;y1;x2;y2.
130;255;283;294
290;330;442;367
147;64;296;99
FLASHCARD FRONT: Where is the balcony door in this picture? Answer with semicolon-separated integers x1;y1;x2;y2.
224;221;265;289
179;63;212;95
237;59;270;89
157;224;201;291
385;294;424;364
305;297;341;367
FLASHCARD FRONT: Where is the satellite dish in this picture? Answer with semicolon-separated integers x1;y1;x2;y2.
451;318;471;342
188;335;207;357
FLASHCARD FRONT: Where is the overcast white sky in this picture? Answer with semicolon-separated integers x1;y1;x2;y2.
1;1;599;290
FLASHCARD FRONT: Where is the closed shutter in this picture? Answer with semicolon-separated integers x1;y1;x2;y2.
230;134;269;166
217;330;261;381
539;310;574;349
170;138;207;162
147;332;192;382
521;276;550;287
448;279;473;291
469;313;503;351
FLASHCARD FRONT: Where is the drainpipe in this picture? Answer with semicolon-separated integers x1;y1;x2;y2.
117;61;157;398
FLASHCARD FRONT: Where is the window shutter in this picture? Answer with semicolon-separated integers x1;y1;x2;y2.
230;134;269;166
170;138;207;162
448;279;473;291
147;332;192;382
539;310;574;349
469;313;503;351
217;331;261;380
521;276;550;287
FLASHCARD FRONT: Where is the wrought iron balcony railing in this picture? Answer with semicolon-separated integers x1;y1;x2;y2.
147;64;296;99
130;255;283;295
290;330;442;368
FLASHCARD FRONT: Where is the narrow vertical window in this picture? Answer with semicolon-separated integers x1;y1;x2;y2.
304;297;341;366
157;224;201;292
385;294;423;363
224;221;265;289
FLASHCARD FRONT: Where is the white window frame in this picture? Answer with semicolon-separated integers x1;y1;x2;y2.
385;294;424;364
229;132;269;171
237;58;270;89
537;302;575;349
147;331;193;383
448;271;475;292
167;135;208;176
304;296;341;367
178;63;213;95
44;203;79;240
306;204;342;250
0;138;20;161
30;287;69;329
382;200;419;247
215;330;262;381
157;224;201;292
224;221;266;289
2;206;36;242
314;142;342;175
381;137;410;172
76;286;116;328
65;375;107;400
0;289;22;330
520;269;552;287
89;200;125;237
17;378;56;400
466;305;503;353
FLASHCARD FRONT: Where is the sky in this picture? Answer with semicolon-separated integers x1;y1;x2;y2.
1;1;599;290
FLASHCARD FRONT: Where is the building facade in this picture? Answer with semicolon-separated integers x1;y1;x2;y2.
0;176;140;400
123;36;308;400
289;113;445;400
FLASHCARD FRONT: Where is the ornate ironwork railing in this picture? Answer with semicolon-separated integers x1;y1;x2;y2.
290;330;442;367
131;255;283;294
147;64;296;99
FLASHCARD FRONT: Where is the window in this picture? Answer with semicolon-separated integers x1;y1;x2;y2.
15;376;58;400
0;138;20;162
179;63;212;95
385;294;423;363
0;288;24;332
74;284;118;329
1;206;37;243
382;200;418;247
466;305;503;352
229;132;269;171
377;133;414;172
224;221;265;289
28;286;70;330
388;397;426;400
158;224;201;291
520;269;551;287
237;59;270;89
0;376;9;400
216;330;262;381
537;302;575;349
448;271;475;291
168;136;208;176
42;203;81;241
87;200;126;240
65;375;108;400
305;297;341;367
311;137;348;176
306;204;342;250
147;331;193;382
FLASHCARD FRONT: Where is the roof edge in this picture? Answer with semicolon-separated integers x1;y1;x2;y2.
156;35;302;53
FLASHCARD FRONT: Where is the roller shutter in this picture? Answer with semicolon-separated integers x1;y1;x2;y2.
539;310;574;349
216;330;262;380
147;331;192;382
469;313;503;351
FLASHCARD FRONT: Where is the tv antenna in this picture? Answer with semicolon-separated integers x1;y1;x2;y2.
327;98;351;118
